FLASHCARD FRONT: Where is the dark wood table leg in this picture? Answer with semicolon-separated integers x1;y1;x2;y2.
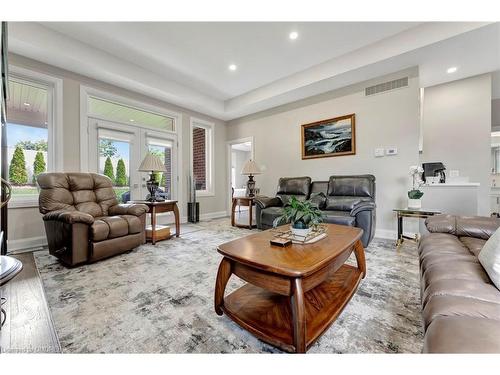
214;258;232;315
396;213;404;248
151;206;157;245
230;199;237;227
248;202;253;229
173;203;180;237
291;277;306;353
354;239;367;279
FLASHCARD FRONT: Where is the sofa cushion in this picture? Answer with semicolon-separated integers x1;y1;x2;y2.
422;261;491;288
424;316;500;353
419;233;471;258
322;211;356;226
91;215;142;242
309;192;327;209
460;236;486;257
423;278;500;308
324;196;372;211
121;215;142;234
420;252;478;273
423;295;500;329
91;219;110;242
478;227;500;290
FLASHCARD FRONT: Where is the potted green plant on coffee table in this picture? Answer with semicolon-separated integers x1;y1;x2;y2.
272;196;324;238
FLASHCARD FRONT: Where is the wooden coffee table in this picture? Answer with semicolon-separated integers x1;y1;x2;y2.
214;224;366;353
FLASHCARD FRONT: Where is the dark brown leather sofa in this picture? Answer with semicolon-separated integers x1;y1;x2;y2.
255;175;376;247
37;172;149;266
419;214;500;353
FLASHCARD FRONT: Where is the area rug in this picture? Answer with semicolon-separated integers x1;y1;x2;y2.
33;219;423;353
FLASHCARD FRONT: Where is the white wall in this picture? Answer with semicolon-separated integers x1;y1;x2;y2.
228;68;420;237
420;74;492;215
8;53;228;250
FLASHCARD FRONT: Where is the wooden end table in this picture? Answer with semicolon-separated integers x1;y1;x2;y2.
214;224;366;353
128;200;180;245
231;196;256;229
393;207;441;248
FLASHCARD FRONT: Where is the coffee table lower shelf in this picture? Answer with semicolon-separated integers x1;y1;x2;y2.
221;264;362;353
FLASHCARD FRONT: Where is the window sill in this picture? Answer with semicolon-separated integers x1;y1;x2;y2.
8;200;39;209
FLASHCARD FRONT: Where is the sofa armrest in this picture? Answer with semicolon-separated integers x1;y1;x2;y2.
109;203;149;217
43;210;94;225
254;196;282;209
350;201;376;216
426;214;500;240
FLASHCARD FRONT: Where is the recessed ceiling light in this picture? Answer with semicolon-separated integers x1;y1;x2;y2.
129;119;135;122
23;102;30;106
228;64;237;71
447;66;458;74
289;31;299;40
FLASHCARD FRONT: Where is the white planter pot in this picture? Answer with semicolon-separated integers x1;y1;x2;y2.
408;198;422;209
290;226;312;239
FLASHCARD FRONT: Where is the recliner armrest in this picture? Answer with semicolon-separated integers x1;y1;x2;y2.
254;196;282;209
350;201;376;216
43;210;94;225
109;203;149;217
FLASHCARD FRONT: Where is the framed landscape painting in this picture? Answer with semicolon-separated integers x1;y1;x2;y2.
301;114;356;160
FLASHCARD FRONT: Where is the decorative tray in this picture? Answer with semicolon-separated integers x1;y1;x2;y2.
271;224;328;244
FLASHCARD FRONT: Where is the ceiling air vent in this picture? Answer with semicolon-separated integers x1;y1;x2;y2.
365;77;408;96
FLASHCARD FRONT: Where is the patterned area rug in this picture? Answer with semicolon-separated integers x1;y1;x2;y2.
33;219;423;353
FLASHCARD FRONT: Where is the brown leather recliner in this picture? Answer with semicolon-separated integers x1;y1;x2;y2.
37;172;149;266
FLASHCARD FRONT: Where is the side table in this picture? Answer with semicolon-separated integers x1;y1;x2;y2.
128;200;180;245
231;196;256;229
393;208;441;248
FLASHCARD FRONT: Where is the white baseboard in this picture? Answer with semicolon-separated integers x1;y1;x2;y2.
180;210;229;224
8;235;47;252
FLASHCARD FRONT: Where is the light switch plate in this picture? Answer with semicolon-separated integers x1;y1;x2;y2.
449;170;459;178
374;148;385;157
386;147;398;156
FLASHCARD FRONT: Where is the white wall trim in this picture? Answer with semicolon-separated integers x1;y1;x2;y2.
8;235;47;252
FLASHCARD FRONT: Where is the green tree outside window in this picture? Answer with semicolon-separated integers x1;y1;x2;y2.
103;156;115;183
32;151;47;184
9;146;29;185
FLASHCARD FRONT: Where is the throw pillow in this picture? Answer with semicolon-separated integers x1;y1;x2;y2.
478;227;500;290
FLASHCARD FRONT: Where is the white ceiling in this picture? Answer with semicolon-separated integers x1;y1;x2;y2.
7;22;500;120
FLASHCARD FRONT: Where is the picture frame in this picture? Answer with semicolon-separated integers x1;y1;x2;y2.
301;114;356;160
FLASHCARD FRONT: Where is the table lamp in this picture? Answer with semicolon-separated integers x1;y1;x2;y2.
241;159;262;197
138;153;167;202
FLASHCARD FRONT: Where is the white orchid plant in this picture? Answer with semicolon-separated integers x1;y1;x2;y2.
408;165;424;199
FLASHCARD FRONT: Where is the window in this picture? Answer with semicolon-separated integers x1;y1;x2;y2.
88;96;175;131
191;118;214;195
6;78;50;203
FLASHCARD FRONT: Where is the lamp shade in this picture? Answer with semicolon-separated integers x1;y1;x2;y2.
241;159;262;175
138;152;167;172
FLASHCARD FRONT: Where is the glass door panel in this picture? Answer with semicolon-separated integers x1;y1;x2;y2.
98;136;131;202
145;135;176;201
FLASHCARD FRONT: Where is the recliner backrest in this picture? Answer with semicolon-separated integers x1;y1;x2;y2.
327;175;375;198
324;175;375;211
37;172;118;217
276;176;311;204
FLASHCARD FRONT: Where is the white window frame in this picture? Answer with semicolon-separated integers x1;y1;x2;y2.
190;117;215;197
7;66;63;208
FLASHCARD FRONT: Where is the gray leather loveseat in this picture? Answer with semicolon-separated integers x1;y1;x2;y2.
255;175;376;247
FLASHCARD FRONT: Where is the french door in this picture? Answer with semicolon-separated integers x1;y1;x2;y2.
88;118;178;202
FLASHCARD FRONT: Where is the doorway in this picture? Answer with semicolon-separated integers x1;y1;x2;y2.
227;137;254;224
